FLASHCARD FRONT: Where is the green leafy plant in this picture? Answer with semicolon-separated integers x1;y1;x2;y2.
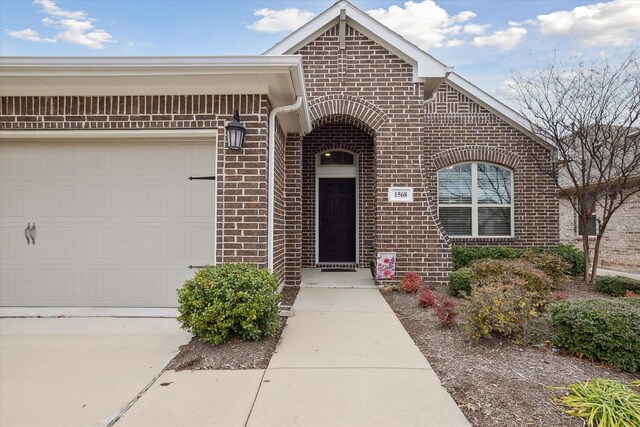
460;278;548;344
177;263;280;346
451;246;524;270
418;286;436;307
549;299;640;372
520;251;570;286
451;244;584;277
471;259;553;304
547;243;584;277
547;378;640;427
401;271;421;293
448;267;473;297
595;275;640;297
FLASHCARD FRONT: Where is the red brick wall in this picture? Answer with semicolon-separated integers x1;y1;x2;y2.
289;24;558;285
425;85;559;248
301;122;375;267
0;94;273;268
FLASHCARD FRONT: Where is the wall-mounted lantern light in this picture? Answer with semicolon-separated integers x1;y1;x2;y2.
225;110;246;150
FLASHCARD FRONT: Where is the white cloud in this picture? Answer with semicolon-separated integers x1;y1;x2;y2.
445;39;465;47
463;23;489;35
472;26;527;51
247;8;316;33
8;0;114;49
7;28;55;43
367;1;476;49
492;78;518;99
537;0;640;46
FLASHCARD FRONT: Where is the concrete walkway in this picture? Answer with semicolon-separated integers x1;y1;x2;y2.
117;269;469;426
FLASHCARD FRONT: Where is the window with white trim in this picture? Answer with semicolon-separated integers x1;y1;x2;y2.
438;162;513;237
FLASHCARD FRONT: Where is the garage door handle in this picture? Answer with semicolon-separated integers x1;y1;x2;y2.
25;223;36;245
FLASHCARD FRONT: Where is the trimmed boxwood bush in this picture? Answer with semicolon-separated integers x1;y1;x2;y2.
595;275;640;297
177;263;280;345
549;298;640;373
451;246;524;270
448;267;472;297
451;244;584;277
547;244;584;277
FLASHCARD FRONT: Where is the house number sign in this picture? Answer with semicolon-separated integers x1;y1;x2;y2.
388;187;413;202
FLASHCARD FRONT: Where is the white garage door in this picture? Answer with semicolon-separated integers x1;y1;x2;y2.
0;137;216;308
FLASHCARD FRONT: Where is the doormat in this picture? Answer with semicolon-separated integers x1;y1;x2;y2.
321;268;357;273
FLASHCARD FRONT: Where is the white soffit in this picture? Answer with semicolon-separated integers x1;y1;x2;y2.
264;0;450;81
0;56;311;134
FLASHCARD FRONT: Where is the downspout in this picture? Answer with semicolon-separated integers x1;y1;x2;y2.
268;95;303;272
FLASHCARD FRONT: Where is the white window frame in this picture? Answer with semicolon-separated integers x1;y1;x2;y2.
315;149;359;265
576;196;598;238
437;162;515;238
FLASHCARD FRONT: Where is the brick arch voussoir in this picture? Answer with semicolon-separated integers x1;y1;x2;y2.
309;95;388;134
431;145;521;170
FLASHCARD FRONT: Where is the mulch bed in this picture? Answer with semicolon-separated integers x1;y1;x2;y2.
168;286;300;371
382;280;639;427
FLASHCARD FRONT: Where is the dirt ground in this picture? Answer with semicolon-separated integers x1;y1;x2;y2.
168;286;299;371
382;281;639;427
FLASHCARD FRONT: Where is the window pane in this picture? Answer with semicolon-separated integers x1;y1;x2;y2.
438;164;472;204
477;163;511;204
439;207;472;236
478;207;511;236
577;196;597;236
320;151;354;165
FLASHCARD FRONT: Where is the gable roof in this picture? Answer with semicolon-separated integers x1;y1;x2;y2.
265;0;552;150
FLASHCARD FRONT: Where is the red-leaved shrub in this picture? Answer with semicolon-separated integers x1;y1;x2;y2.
625;290;640;298
401;271;422;293
434;296;458;327
418;287;436;307
552;290;569;300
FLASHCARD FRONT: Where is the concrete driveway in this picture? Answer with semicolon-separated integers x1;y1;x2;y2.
0;317;190;427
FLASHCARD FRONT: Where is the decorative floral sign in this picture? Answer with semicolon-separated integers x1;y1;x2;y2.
376;252;396;280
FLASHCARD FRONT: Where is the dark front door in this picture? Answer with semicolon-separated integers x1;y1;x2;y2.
319;178;356;263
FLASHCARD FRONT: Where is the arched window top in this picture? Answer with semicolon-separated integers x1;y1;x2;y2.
319;150;355;166
437;162;513;237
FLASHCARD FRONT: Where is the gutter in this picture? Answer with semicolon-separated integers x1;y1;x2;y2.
268;95;304;272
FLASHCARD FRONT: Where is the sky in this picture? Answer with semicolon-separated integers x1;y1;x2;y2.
0;0;639;101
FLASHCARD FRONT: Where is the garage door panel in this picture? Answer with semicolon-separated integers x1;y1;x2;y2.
0;138;215;308
133;185;171;217
82;227;119;259
33;227;74;259
177;185;215;217
38;185;77;217
0;185;28;217
82;185;119;217
0;270;24;302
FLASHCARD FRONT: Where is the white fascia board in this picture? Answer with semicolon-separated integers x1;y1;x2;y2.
264;1;449;80
0;55;305;76
288;59;312;134
447;72;554;151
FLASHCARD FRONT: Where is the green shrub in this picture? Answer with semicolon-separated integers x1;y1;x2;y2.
549;299;640;372
177;263;280;346
548;378;640;427
451;244;584;277
547;244;584;277
448;267;473;297
470;259;553;304
520;251;569;286
595;275;640;297
460;277;548;344
452;246;524;270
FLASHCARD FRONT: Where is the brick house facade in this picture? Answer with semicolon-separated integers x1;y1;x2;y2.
559;184;640;271
0;1;559;308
